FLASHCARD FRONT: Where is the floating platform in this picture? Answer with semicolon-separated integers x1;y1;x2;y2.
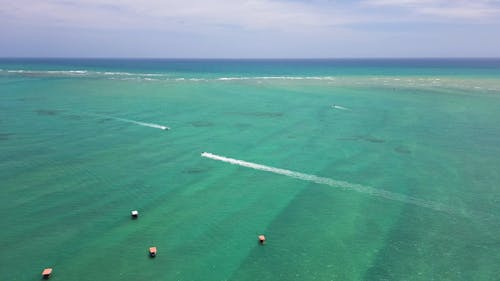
258;235;266;244
42;268;52;279
149;247;157;257
131;210;139;218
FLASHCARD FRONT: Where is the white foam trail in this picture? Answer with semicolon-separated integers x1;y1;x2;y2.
92;113;170;130
6;70;88;75
332;105;350;110
216;76;337;81
201;152;468;216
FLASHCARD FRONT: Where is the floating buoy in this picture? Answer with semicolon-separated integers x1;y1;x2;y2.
258;235;266;244
42;268;53;279
149;247;157;257
131;210;139;219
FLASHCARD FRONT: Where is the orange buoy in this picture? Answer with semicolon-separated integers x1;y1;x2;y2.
42;268;53;279
258;235;266;244
149;247;157;257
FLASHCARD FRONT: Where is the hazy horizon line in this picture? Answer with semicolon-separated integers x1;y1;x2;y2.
2;57;500;60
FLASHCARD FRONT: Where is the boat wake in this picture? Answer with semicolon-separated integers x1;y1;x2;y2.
332;105;350;110
91;113;170;130
201;152;471;217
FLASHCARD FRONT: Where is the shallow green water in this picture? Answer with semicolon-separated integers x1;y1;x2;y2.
1;59;500;280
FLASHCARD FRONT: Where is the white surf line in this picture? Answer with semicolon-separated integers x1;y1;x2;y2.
90;113;170;130
201;152;469;217
332;105;350;110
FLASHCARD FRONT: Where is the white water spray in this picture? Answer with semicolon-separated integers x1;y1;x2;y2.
332;105;350;110
91;113;170;130
201;152;467;217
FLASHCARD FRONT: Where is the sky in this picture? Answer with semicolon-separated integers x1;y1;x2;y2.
1;0;500;58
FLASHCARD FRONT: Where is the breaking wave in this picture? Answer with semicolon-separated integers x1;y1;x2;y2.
1;69;499;91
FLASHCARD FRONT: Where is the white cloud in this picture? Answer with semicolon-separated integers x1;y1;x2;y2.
2;0;500;58
4;0;498;35
0;0;358;32
363;0;500;20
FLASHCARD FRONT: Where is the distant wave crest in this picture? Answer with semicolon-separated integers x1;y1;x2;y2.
0;69;164;79
1;69;499;91
0;68;339;81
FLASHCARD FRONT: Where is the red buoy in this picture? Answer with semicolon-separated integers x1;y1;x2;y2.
149;247;157;257
42;268;53;279
258;235;266;244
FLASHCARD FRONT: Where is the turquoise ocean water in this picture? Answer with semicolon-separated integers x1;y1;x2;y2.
1;59;500;280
